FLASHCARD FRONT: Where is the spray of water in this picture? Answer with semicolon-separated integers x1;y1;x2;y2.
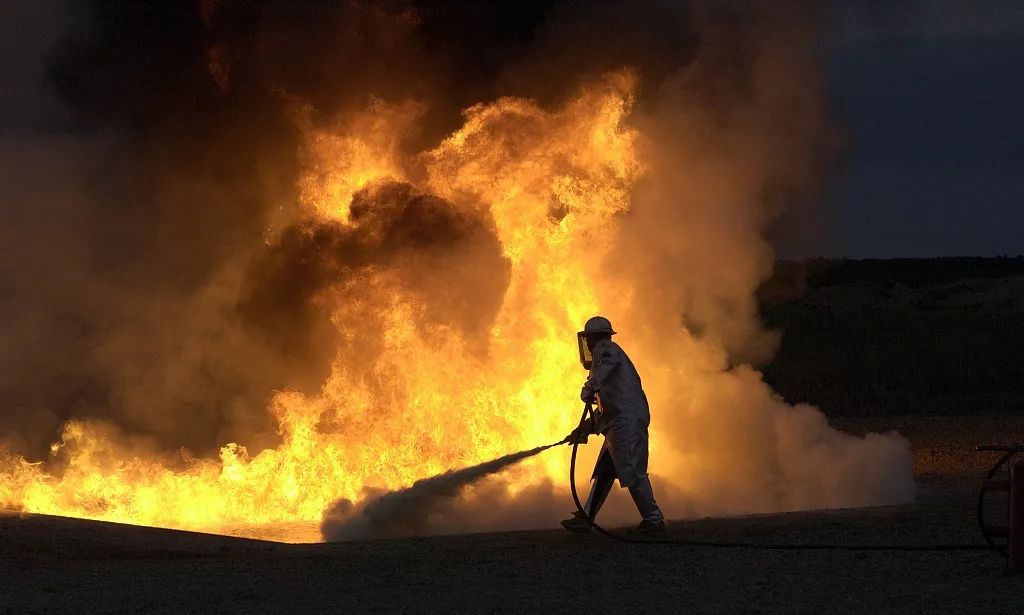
322;441;563;541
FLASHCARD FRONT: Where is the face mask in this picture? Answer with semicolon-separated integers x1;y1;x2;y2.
576;330;593;370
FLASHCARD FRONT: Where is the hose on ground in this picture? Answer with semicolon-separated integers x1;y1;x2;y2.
566;403;990;552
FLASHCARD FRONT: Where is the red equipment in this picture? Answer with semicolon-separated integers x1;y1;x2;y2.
1011;461;1024;567
978;445;1024;569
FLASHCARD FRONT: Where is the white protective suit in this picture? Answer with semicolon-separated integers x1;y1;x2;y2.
580;338;664;523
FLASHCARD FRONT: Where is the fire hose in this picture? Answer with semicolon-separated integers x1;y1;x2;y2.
562;402;990;552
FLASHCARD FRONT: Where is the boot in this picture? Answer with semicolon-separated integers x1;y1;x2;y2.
631;519;666;534
560;511;591;533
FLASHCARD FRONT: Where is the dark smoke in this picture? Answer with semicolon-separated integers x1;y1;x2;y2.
321;441;562;541
0;0;570;456
239;181;509;360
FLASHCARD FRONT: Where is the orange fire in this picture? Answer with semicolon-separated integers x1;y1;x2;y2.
0;72;643;539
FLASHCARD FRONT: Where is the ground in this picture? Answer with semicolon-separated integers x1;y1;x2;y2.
3;416;1024;613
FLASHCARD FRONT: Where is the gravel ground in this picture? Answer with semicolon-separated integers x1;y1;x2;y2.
3;416;1023;614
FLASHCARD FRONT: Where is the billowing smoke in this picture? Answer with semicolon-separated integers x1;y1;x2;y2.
605;2;916;516
1;0;914;538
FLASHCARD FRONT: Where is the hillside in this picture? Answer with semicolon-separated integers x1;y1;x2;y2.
761;257;1024;417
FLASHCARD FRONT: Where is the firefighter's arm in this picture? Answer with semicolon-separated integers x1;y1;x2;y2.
580;345;620;403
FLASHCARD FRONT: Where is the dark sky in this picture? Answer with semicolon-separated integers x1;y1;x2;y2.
824;0;1024;257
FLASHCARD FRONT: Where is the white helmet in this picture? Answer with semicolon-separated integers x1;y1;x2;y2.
583;316;616;335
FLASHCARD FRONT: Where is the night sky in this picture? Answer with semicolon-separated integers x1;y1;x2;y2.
825;0;1024;257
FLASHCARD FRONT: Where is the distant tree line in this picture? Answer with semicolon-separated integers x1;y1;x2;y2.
760;257;1024;417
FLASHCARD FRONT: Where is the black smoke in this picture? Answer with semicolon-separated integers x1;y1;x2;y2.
239;180;510;362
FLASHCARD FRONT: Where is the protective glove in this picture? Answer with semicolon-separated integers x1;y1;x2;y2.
565;426;589;445
565;418;593;445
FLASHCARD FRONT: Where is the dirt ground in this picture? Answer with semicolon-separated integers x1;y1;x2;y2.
3;416;1023;614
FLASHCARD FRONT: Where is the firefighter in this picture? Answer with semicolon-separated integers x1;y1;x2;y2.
562;316;665;533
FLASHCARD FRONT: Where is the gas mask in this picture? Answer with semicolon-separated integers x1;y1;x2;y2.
577;331;593;370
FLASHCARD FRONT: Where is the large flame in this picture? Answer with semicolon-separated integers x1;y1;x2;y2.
0;73;647;537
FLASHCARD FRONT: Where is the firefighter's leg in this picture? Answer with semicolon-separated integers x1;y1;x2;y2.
584;446;617;518
619;423;664;524
627;475;664;523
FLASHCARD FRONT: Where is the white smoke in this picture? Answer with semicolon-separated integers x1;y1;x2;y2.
605;3;915;516
322;442;562;540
